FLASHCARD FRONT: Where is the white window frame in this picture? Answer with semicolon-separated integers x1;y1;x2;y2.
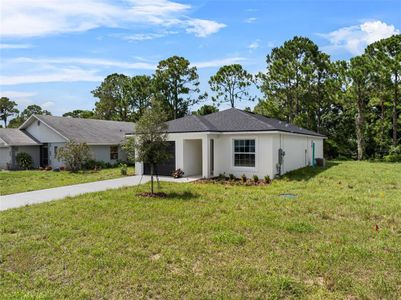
232;138;256;170
110;145;119;160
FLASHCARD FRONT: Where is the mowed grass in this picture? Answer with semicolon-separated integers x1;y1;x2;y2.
0;167;134;195
1;161;400;299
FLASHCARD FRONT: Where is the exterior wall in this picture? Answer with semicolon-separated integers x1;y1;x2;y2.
213;133;275;179
183;139;202;176
0;147;11;169
43;143;127;169
172;132;208;177
135;131;324;179
272;133;325;176
25;119;66;143
12;146;40;169
89;145;127;165
47;142;66;168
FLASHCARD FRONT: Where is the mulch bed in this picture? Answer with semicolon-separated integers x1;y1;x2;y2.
195;178;271;186
137;192;167;198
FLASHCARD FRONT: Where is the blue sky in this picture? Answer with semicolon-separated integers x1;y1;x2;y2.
1;0;400;115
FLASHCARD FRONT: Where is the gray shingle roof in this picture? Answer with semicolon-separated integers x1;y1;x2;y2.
31;115;135;144
166;108;325;137
0;129;41;146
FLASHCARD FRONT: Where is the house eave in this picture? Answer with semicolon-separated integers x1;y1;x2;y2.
165;129;326;138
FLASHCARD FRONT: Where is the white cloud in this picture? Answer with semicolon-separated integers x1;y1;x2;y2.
248;40;260;50
320;20;400;55
193;57;246;68
0;0;225;38
185;19;226;37
122;33;167;41
41;101;55;109
0;68;103;85
7;57;156;70
0;91;36;99
245;17;257;24
0;55;245;86
0;43;33;49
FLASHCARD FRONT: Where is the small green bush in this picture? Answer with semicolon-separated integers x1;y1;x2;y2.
229;173;236;181
119;163;128;175
383;145;401;162
16;152;33;169
241;174;247;183
253;175;259;182
264;175;271;183
217;173;225;180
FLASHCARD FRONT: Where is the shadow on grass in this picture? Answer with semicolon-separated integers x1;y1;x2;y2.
164;191;200;200
281;161;340;181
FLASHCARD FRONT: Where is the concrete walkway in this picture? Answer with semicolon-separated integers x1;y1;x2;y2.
0;175;199;211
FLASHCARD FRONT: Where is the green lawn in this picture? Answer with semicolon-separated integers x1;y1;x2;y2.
1;161;400;299
0;167;135;195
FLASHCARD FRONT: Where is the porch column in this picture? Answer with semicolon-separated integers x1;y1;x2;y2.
202;136;210;178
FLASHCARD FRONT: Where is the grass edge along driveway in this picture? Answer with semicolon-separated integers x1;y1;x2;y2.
0;167;135;195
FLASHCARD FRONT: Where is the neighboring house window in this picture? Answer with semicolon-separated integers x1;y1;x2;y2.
233;139;255;167
54;146;58;158
110;146;119;160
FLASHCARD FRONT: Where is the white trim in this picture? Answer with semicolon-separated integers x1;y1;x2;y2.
230;137;258;172
20;115;69;142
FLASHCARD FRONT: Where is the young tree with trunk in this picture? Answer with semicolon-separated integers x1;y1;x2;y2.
134;102;170;194
0;97;19;128
209;64;255;108
154;56;205;120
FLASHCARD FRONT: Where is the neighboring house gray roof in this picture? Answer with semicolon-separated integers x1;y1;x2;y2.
0;129;41;146
21;115;135;145
166;108;325;137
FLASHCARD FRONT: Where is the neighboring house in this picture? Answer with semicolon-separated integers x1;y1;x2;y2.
0;115;134;169
0;129;41;169
135;108;325;179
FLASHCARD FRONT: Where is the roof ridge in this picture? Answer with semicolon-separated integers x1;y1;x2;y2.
235;109;273;128
35;114;134;125
193;115;217;131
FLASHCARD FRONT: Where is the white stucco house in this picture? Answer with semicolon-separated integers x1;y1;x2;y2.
135;108;325;179
0;115;134;169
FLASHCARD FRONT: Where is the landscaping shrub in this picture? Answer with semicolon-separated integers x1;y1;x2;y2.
15;152;33;169
241;174;247;183
217;173;226;180
229;173;236;181
383;145;401;162
120;163;128;176
56;141;92;172
264;175;271;183
253;175;259;182
84;159;97;170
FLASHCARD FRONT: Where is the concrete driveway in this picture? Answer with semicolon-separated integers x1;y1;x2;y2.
0;175;199;211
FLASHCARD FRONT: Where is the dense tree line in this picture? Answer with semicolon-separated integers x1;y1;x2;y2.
2;34;399;160
255;35;400;160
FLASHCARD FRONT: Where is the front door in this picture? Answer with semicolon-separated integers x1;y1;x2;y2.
40;143;49;167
